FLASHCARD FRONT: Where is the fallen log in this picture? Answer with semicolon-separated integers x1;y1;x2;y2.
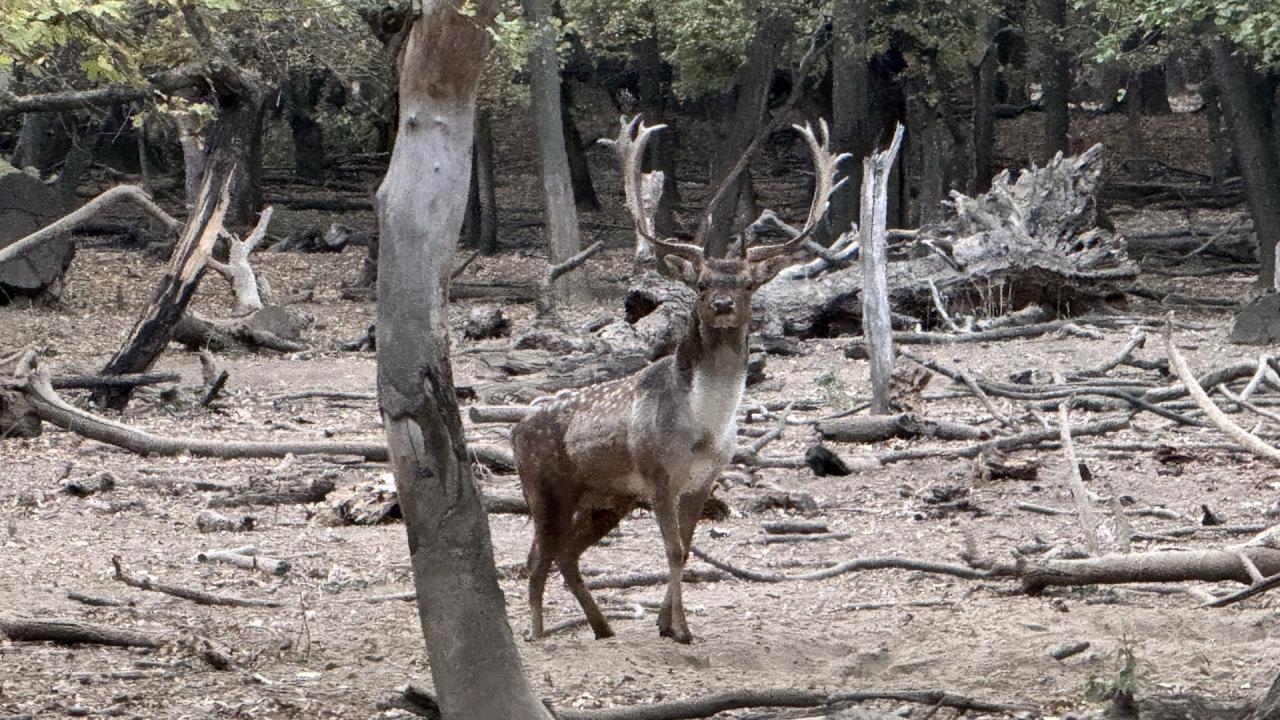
817;413;991;443
1019;526;1280;595
16;362;515;475
0;615;164;648
51;371;180;391
172;306;309;354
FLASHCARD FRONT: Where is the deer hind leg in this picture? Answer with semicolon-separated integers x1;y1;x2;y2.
557;505;629;639
525;489;571;640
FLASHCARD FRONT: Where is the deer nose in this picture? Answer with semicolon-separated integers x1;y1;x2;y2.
712;296;735;315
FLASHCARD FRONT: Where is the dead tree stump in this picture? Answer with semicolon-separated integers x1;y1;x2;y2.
755;144;1137;337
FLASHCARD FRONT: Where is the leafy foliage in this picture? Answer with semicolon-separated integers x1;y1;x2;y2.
1080;0;1280;65
1083;643;1140;703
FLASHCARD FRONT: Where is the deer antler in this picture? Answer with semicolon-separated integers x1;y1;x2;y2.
746;119;850;262
601;115;666;251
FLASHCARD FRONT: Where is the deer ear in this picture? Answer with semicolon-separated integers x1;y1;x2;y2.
660;255;699;285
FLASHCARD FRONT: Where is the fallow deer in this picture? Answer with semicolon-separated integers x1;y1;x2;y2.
513;115;847;643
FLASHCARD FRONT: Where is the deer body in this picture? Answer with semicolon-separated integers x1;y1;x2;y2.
515;263;752;643
516;116;846;643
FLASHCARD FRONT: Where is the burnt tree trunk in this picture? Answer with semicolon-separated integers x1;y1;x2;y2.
474;108;499;255
633;30;681;236
904;98;950;227
1135;63;1172;115
181;80;268;231
1200;59;1235;184
461;110;500;256
374;3;552;718
13;111;70;172
93;155;236;410
561;82;600;211
523;0;582;305
220;89;268;231
1037;0;1071;159
971;17;999;193
1209;36;1280;288
829;0;873;239
1126;71;1150;179
284;70;327;181
702;12;792;257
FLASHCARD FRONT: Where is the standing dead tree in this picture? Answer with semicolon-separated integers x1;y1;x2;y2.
373;0;553;717
93;158;236;410
859;124;905;413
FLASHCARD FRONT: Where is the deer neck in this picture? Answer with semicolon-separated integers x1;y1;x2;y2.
674;309;747;450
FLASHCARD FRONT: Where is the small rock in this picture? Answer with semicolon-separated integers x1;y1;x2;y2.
196;509;257;533
63;471;116;497
805;445;852;477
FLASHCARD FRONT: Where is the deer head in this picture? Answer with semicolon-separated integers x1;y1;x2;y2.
611;115;849;331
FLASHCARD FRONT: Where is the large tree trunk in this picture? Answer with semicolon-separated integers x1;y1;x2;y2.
179;83;268;230
475;108;499;255
1209;36;1280;288
830;0;873;240
1125;71;1150;179
755;144;1135;338
219;88;268;231
523;0;582;305
374;3;552;719
1037;0;1071;159
701;12;792;257
561;82;600;211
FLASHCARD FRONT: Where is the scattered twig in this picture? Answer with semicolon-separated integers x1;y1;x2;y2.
196;547;290;576
554;687;1027;720
1164;322;1280;465
1054;385;1104;555
754;532;851;544
66;591;131;608
691;547;995;583
926;279;961;332
1072;330;1146;379
111;556;282;607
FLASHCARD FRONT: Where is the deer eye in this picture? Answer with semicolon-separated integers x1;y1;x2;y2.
697;279;710;291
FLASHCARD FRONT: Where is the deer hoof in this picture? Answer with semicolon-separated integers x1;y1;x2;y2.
592;625;616;640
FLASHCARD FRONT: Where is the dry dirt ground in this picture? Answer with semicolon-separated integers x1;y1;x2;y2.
3;109;1279;719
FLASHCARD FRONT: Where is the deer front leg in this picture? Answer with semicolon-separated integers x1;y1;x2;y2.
655;492;693;643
